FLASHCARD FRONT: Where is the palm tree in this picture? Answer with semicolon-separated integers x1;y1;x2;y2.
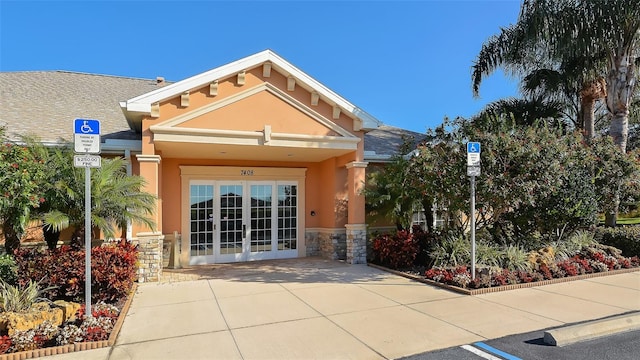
520;0;639;151
40;148;156;249
471;97;567;132
472;16;608;137
472;0;640;225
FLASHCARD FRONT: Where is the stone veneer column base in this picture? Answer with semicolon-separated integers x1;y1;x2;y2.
305;228;346;260
133;232;164;283
345;224;367;264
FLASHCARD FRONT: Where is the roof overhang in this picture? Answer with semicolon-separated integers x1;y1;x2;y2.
120;50;382;133
148;82;362;163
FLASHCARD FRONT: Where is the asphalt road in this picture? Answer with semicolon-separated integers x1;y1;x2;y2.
399;329;640;360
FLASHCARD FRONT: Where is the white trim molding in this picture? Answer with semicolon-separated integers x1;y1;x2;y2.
136;154;162;163
120;50;382;131
345;161;369;169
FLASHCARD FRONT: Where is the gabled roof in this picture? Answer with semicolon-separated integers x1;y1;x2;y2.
120;49;382;131
0;71;163;147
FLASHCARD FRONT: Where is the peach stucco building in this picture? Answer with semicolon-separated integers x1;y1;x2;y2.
1;50;422;281
120;50;380;268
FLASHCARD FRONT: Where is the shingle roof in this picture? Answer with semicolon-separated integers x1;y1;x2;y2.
0;71;164;143
364;125;426;158
1;70;420;158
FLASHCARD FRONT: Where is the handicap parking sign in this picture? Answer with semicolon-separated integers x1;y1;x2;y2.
74;119;101;153
467;142;481;153
467;142;481;168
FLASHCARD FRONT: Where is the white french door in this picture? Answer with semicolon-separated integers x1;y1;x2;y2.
189;180;298;264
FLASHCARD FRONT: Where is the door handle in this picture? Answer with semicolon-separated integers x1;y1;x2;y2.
243;224;246;238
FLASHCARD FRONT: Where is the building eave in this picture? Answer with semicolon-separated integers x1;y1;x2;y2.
120;49;382;132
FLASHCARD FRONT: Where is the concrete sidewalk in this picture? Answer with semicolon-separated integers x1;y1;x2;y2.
42;258;640;360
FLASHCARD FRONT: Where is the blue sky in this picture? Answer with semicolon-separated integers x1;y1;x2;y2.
0;0;522;133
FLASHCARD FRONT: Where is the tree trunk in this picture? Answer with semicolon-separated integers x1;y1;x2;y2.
581;97;596;140
609;113;629;153
422;199;434;233
605;209;618;227
606;53;634;153
604;51;636;226
2;222;21;254
70;226;85;250
580;78;606;141
43;224;61;250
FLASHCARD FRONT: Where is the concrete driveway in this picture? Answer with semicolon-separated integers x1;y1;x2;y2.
43;258;640;360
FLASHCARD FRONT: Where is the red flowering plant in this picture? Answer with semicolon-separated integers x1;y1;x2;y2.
557;260;579;276
0;336;11;355
371;230;419;269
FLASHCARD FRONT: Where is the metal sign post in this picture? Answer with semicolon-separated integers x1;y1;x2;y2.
467;142;481;280
73;119;101;318
84;166;92;317
470;176;476;280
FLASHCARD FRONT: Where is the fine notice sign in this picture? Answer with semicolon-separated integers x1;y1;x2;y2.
74;154;101;168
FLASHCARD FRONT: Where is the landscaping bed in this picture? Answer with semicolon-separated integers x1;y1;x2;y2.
369;262;639;295
0;239;138;357
0;284;135;359
369;227;640;295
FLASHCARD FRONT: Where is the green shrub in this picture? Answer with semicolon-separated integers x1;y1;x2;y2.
593;227;640;257
13;239;138;303
500;245;531;272
0;279;54;313
430;234;470;267
475;241;502;268
0;254;17;285
554;230;597;260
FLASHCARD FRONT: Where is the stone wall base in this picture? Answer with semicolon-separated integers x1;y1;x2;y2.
305;228;346;260
132;232;164;283
346;224;367;264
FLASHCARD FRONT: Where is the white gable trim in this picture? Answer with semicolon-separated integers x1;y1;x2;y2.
121;50;381;130
151;82;358;138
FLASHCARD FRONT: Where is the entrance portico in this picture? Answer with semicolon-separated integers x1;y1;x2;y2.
120;50;380;267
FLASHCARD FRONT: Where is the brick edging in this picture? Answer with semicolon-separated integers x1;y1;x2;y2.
0;283;138;359
367;263;640;296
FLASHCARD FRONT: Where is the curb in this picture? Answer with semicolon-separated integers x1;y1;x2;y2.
543;312;640;346
367;263;639;295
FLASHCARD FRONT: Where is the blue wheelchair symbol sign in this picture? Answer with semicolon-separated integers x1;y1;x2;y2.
467;142;481;153
74;119;100;135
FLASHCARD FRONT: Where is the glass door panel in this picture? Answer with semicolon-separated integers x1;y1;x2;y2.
219;184;243;255
250;184;273;253
190;184;214;258
277;184;297;251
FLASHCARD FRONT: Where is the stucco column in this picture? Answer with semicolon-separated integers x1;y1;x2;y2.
135;154;162;234
346;161;368;264
346;161;368;224
134;154;163;282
